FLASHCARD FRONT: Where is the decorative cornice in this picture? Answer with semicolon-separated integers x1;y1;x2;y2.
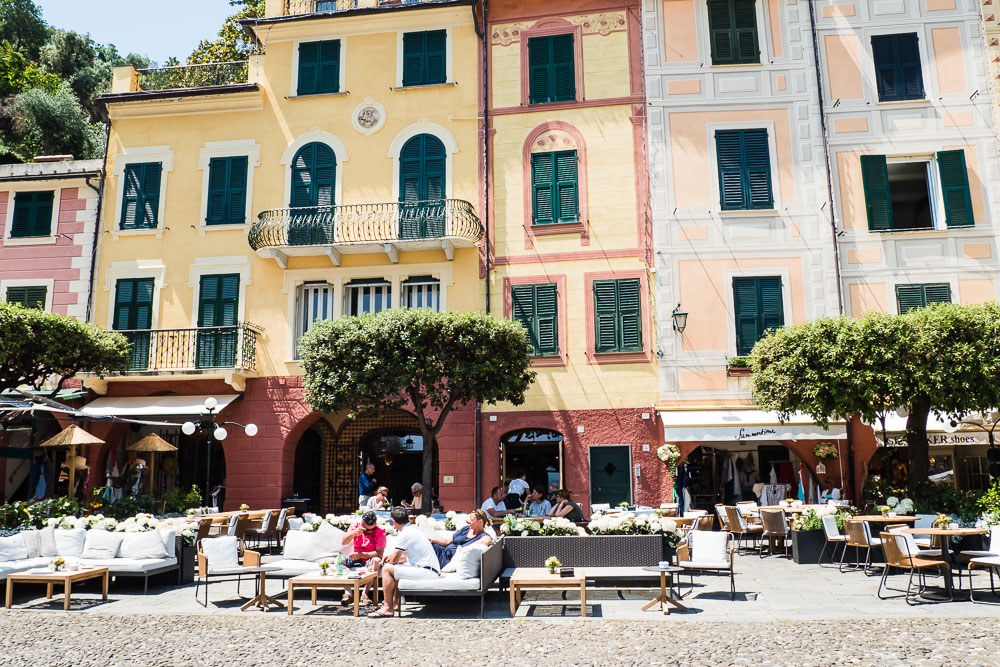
491;11;627;46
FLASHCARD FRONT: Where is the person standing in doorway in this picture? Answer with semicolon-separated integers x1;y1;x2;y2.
358;462;377;509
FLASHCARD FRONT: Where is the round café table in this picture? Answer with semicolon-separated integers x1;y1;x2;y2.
897;526;987;599
640;566;686;615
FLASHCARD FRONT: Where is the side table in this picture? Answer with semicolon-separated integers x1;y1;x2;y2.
640;566;687;615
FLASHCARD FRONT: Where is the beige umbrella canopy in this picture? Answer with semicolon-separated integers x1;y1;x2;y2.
127;435;177;497
38;425;105;497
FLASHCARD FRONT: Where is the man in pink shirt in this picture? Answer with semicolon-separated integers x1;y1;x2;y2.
340;510;386;606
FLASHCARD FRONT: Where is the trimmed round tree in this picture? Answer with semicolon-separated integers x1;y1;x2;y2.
0;301;130;394
749;302;1000;494
299;308;537;512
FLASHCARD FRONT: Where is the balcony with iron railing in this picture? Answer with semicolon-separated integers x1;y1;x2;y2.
249;199;484;265
283;0;440;16
80;324;262;394
135;61;250;92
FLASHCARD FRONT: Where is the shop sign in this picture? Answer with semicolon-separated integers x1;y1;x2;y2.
876;432;991;448
733;426;779;441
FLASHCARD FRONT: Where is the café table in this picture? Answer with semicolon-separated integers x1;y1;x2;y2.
640;565;686;615
897;526;987;598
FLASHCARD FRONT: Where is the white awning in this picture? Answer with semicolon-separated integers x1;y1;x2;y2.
865;413;991;447
80;395;240;418
659;408;847;442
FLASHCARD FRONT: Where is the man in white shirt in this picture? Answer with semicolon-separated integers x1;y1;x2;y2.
369;507;440;617
480;486;508;517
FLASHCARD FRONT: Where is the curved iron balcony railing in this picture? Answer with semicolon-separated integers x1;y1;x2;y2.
248;199;484;251
115;324;262;373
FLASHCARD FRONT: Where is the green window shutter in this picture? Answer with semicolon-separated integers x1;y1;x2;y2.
6;285;46;310
206;158;228;225
534;283;559;356
758;276;784;334
528;34;575;104
551;33;575;102
732;0;759;63
860;154;894;231
616;279;642;353
716;130;745;209
297;40;339;95
708;0;734;64
923;283;951;306
403;30;447;86
140;162;161;228
297;42;319;95
120;163;160;230
732;277;760;355
424;30;447;85
709;0;758;65
120;164;142;229
197;274;240;368
113;278;154;330
872;34;923;102
593;280;619;353
402;32;424;87
895;284;925;314
554;150;579;222
226;156;248;225
742;129;772;209
511;284;537;355
531;152;555;224
937;150;974;228
528;36;552;104
11;191;54;238
290;143;336;208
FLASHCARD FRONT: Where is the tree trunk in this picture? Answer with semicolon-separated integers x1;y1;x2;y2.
420;425;435;514
905;398;931;494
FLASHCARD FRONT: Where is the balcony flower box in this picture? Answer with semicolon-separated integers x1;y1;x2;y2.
726;357;752;377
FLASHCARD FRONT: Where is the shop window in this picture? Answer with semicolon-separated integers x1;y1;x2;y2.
345;278;391;315
861;151;974;231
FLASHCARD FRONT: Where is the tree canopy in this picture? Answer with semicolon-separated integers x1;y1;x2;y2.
299;309;537;511
0;302;130;394
188;0;264;64
749;302;1000;492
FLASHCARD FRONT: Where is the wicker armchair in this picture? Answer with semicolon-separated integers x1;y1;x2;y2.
194;536;261;607
677;530;736;600
877;531;952;604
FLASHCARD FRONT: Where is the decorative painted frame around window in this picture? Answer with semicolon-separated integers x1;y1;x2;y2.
518;18;584;107
521;121;589;249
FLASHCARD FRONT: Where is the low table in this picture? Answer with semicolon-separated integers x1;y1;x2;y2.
640;566;687;615
287;571;379;617
509;567;587;617
239;566;284;612
5;567;108;611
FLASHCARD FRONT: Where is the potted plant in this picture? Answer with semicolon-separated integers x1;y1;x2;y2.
790;510;828;564
813;442;838;460
177;526;197;585
726;356;752;377
319;561;330;576
545;556;561;575
656;444;681;477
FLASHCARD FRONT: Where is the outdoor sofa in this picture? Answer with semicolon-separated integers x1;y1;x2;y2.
0;526;179;594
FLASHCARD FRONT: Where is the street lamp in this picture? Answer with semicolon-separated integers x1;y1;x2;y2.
671;304;688;334
181;398;258;499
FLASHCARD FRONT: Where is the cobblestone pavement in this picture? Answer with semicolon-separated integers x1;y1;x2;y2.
0;613;997;666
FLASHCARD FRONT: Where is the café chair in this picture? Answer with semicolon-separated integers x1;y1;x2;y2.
678;530;736;601
724;506;762;554
877;531;952;605
818;514;846;567
194;536;261;607
759;509;790;558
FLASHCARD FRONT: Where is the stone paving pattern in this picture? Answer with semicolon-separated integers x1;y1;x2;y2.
2;554;999;665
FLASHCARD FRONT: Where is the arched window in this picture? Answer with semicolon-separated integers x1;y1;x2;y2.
290;142;336;208
399;134;446;238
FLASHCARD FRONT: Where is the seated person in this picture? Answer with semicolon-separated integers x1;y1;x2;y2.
400;483;424;510
549;489;585;522
340;510;385;606
365;486;389;510
480;486;508;518
369;507;440;618
428;509;493;568
820;479;841;502
546;482;560;506
524;485;552;517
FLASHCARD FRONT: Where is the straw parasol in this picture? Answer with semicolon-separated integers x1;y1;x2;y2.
38;424;105;496
127;434;177;498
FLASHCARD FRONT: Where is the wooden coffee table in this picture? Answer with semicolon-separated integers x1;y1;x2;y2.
5;567;108;611
509;567;587;617
287;571;379;617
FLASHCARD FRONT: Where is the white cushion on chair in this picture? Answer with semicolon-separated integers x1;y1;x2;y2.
81;530;124;559
120;531;169;560
309;522;348;562
201;536;240;571
287;517;304;530
442;542;486;579
688;530;729;568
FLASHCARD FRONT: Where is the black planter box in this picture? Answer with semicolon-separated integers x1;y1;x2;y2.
792;529;831;564
179;543;196;585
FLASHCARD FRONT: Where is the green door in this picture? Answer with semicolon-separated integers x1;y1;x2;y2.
196;274;240;368
589;446;632;506
399;134;445;239
113;278;154;371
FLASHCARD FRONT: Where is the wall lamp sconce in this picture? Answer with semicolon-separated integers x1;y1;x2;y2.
672;304;688;334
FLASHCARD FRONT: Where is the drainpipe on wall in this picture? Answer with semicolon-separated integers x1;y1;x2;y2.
474;0;490;506
807;0;844;317
84;123;112;323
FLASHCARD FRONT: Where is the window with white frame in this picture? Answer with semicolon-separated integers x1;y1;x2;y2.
345;279;391;315
402;276;440;311
295;281;335;357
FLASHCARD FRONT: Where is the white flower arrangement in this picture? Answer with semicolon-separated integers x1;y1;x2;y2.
114;514;160;533
656;444;681;469
587;512;682;542
307;514;399;536
179;525;197;545
884;496;914;515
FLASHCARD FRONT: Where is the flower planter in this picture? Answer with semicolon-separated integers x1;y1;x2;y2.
726;366;752;377
791;529;831;564
179;543;196;585
502;534;664;569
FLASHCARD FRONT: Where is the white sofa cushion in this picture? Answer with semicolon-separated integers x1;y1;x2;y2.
159;529;177;557
53;528;87;557
282;530;314;561
442;543;486;579
313;521;349;561
119;531;169;560
282;523;348;562
81;531;124;559
287;517;304;530
20;530;40;559
39;527;58;557
79;557;177;573
265;558;321;577
398;573;480;592
0;534;28;562
201;536;240;571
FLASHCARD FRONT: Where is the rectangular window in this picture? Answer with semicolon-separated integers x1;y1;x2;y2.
113;277;155;371
527;33;575;104
120;162;161;230
593;278;642;354
872;33;923;102
295;282;334;358
297;40;341;96
197;274;240;368
10;191;54;238
345;279;391;316
732;276;784;355
402;30;447;87
896;283;951;314
5;285;47;310
402;276;441;311
531;151;579;224
861;151;974;231
206;156;248;226
716;128;772;210
708;0;760;65
511;283;558;357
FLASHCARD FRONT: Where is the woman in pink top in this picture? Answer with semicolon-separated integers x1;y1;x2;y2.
340;510;386;606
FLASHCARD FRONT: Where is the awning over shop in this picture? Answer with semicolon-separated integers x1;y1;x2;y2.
80;395;240;418
659;408;847;442
866;413;991;447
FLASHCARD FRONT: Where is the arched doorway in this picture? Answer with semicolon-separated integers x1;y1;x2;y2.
501;429;563;495
360;428;424;507
293;428;323;513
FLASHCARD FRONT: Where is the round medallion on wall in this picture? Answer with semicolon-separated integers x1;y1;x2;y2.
352;97;386;137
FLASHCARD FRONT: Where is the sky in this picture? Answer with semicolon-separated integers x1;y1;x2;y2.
34;0;237;65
